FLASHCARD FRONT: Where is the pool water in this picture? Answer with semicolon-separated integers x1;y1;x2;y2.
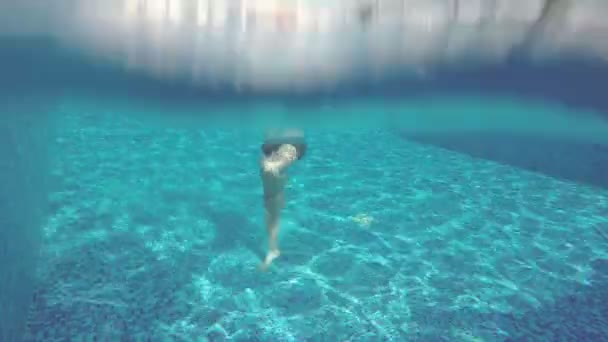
23;99;608;341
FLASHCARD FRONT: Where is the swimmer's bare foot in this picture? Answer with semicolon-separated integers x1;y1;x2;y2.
259;249;281;271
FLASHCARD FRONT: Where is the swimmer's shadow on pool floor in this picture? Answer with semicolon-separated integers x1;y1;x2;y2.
196;203;331;268
198;204;266;260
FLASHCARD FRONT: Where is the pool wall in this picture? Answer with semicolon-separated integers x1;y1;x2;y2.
0;97;53;341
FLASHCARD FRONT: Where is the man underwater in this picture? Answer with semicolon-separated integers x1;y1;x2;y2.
259;129;306;270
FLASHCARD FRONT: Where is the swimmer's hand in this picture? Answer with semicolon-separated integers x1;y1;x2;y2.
262;161;281;176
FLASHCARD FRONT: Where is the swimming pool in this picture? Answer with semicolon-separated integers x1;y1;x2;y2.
2;1;608;340
17;96;608;341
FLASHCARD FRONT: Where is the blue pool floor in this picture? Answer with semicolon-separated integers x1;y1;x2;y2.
24;107;608;341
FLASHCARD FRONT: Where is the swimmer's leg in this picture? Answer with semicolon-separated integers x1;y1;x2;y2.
259;192;284;271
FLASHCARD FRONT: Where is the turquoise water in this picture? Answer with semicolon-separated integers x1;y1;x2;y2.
3;23;608;342
21;98;608;341
2;3;608;340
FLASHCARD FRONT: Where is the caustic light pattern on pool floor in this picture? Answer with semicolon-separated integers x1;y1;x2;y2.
25;110;608;341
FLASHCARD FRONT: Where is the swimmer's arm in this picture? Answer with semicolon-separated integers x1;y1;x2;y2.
263;144;298;173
